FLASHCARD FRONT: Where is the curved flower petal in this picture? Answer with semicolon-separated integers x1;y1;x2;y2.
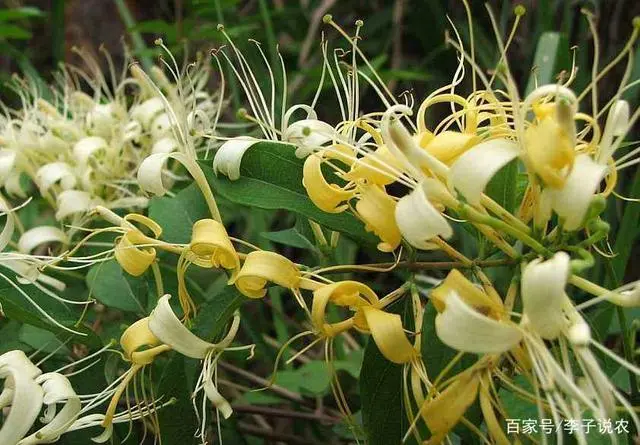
73;137;109;165
235;251;300;298
311;281;379;337
361;306;417;364
282;119;334;158
422;130;478;164
355;185;401;252
598;100;629;163
0;350;42;378
35;162;77;193
435;292;522;354
212;136;261;181
189;219;240;281
136;153;172;196
420;371;480;444
18;373;81;445
149;295;214;359
55;190;101;220
547;154;606;231
302;153;354;213
119;318;167;365
395;182;452;249
0;353;44;445
449;138;519;205
149;295;240;359
5;171;27;198
114;233;156;277
0;149;17;184
0;197;16;252
521;252;571;340
203;379;233;419
18;226;68;254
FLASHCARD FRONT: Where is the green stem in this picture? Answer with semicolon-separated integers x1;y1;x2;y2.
461;204;550;256
51;0;65;67
114;0;153;72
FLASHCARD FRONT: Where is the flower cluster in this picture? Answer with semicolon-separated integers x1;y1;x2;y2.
0;4;639;445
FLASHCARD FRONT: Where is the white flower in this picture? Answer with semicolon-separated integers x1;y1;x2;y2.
149;295;240;420
18;373;81;445
0;351;44;445
435;292;522;354
282;119;335;158
35;162;77;194
18;226;68;254
521;252;572;339
212;137;261;180
545;154;606;231
395;180;452;249
449;138;519;205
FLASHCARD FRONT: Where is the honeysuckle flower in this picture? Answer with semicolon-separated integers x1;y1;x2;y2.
520;252;640;428
302;151;356;213
176;218;240;317
189;218;240;278
17;226;68;254
211;136;262;180
55;190;103;221
149;295;250;442
282;119;336;158
354;184;402;252
430;270;520;355
234;250;319;301
520;86;578;189
98;317;170;438
18;373;81;445
113;213;163;277
35;162;77;194
0;350;44;445
311;281;417;364
448;138;520;206
395;180;453;249
0;43;222;250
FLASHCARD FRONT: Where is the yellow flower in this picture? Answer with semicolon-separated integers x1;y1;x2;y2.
101;318;170;433
354;184;402;252
311;281;417;364
302;151;355;213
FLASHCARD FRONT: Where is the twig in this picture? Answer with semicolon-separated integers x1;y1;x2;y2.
218;361;305;403
234;422;326;445
232;404;341;424
317;258;515;274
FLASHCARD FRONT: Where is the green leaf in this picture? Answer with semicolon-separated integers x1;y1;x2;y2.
0;24;32;39
86;259;147;313
19;324;70;354
361;299;417;445
0;266;92;339
0;7;44;21
525;32;569;95
260;227;316;250
486;159;518;213
158;286;245;444
421;302;475;379
202;142;378;246
192;286;246;341
149;182;210;244
157;355;199;445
